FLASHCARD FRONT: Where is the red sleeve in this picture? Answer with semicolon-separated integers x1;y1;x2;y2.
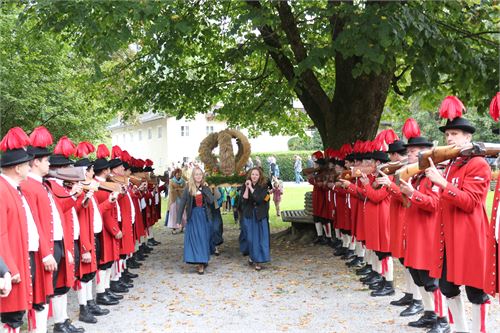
409;178;440;212
362;183;390;203
0;195;19;276
386;182;405;203
440;158;491;213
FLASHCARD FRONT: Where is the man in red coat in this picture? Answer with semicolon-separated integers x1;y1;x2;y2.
426;114;491;333
23;136;83;333
0;128;34;333
308;151;329;245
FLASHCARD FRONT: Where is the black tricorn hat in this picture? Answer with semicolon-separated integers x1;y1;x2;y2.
371;151;389;163
27;146;52;158
49;154;74;167
345;153;355;162
144;166;154;172
74;158;93;168
387;140;407;154
439;117;476;134
404;136;434;148
0;148;34;167
108;158;123;170
123;162;130;170
93;158;109;172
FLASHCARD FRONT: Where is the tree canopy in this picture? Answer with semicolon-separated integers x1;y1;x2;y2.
14;0;500;147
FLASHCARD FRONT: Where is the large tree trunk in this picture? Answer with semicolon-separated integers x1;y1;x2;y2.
317;55;394;149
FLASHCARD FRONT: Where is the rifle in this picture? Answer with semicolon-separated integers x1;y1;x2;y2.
377;159;408;176
394;163;421;185
418;142;500;169
47;167;86;182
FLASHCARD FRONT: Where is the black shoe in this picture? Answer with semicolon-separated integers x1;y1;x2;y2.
346;256;362;267
141;244;153;253
312;236;323;244
54;322;72;333
332;238;343;249
341;250;355;260
64;319;85;333
110;280;129;293
127;258;142;268
135;252;147;261
147;239;156;247
360;271;377;283
79;305;97;324
151;238;161;245
96;292;119;306
400;299;424;317
356;264;372;276
120;275;134;284
105;289;124;300
334;247;347;257
123;269;139;279
369;279;385;290
391;293;413;306
118;279;133;289
87;300;110;316
363;273;383;285
326;238;336;248
371;280;395;297
318;235;329;245
409;311;438;328
426;316;450;333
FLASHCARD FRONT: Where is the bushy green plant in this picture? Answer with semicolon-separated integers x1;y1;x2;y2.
251;151;312;182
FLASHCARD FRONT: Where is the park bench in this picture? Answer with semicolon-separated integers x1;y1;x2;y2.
281;209;314;224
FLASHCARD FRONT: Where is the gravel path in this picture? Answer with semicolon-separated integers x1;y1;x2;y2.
65;224;500;333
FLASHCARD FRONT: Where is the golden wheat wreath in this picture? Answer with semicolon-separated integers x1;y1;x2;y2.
198;129;251;176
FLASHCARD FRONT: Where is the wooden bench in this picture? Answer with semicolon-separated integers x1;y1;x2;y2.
281;210;314;224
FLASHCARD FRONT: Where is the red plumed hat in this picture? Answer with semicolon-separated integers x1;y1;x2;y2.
145;159;154;167
75;141;95;158
0;127;31;152
121;150;131;163
96;144;110;159
312;150;324;160
489;92;500;122
402;118;421;140
439;96;465;121
29;126;53;148
111;145;122;159
339;144;353;158
136;159;146;168
53;136;75;158
376;129;399;145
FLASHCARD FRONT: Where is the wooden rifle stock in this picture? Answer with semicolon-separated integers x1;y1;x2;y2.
418;142;500;169
394;163;421;185
377;159;408;176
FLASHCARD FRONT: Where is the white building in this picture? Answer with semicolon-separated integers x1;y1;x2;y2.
108;113;294;173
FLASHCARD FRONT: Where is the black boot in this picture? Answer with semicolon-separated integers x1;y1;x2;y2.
400;299;424;317
408;311;438;328
318;235;328;245
141;244;153;253
371;280;395;297
96;292;119;306
333;238;343;249
356;264;372;276
390;293;413;306
368;278;386;290
64;319;85;333
79;304;97;324
147;239;156;247
346;256;363;268
135;251;147;261
110;280;129;293
359;271;377;283
118;278;133;289
53;322;72;333
120;275;134;284
362;272;383;285
426;316;450;333
312;235;323;244
105;289;124;300
341;249;355;260
87;300;110;316
123;269;139;279
334;247;347;257
151;238;161;245
127;257;142;268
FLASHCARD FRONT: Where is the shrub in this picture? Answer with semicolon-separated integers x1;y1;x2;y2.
251;151;313;182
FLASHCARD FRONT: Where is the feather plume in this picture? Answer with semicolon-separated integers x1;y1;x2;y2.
111;145;122;159
30;126;53;148
96;144;110;159
439;95;465;120
0;127;31;152
75;141;95;158
489;92;500;122
121;150;131;163
402;118;421;139
53;136;75;158
145;159;154;167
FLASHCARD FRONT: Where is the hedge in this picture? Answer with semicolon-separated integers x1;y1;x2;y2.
250;151;313;182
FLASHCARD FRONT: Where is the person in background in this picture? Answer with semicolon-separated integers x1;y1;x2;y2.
245;158;254;172
255;156;262;168
225;186;232;213
306;156;314;169
166;168;187;234
270;176;284;216
294;155;304;184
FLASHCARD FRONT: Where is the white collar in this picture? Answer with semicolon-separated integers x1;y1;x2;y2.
28;172;43;183
0;174;20;190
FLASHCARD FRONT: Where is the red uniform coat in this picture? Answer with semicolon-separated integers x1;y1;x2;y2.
131;190;146;241
45;180;77;289
0;176;33;312
93;189;120;264
309;176;327;219
334;186;350;231
325;185;335;222
403;175;440;271
430;157;490;290
143;189;154;228
360;175;391;252
117;192;135;255
386;179;407;259
346;179;365;241
485;179;499;296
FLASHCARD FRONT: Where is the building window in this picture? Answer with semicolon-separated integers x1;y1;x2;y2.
206;125;214;134
181;125;189;137
122;133;126;143
138;130;142;141
158;126;163;138
129;132;134;142
148;128;152;140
